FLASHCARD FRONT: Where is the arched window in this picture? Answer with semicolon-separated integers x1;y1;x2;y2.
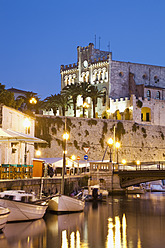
156;91;160;99
147;90;151;100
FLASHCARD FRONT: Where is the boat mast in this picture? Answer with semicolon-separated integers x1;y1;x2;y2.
61;117;67;194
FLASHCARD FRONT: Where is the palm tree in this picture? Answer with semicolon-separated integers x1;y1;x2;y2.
43;94;60;116
61;83;81;117
79;82;91;117
58;93;71;116
88;85;104;118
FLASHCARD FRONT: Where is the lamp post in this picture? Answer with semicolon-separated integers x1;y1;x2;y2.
122;159;126;170
115;141;120;164
107;138;114;162
71;155;76;175
136;160;141;170
23;118;31;165
82;102;89;117
61;132;69;194
29;97;37;104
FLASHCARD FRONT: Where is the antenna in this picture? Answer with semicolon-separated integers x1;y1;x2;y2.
99;37;101;50
95;35;96;48
107;41;110;52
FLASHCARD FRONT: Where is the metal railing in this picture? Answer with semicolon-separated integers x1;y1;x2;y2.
0;164;33;179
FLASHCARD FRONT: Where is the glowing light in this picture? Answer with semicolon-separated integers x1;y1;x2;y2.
136;160;140;165
70;232;75;248
122;214;127;248
63;132;69;140
82;102;89;108
122;159;126;165
76;231;81;248
36;150;41;156
115;216;121;247
106;218;114;248
115;142;120;149
23;118;31;129
107;138;114;146
71;155;76;161
62;230;68;248
29;97;37;104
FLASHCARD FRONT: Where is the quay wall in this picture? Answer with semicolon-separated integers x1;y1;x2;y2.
0;176;88;196
35;116;165;163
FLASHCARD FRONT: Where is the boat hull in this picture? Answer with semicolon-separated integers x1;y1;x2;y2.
0;207;10;230
48;195;85;213
0;199;47;222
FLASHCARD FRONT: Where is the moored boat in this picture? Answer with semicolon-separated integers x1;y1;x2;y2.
0;190;48;222
0;207;10;230
126;185;145;194
48;194;85;213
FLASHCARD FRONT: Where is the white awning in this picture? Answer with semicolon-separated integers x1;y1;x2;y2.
0;128;47;143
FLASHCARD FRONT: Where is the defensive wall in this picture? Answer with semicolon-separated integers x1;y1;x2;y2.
35;115;165;163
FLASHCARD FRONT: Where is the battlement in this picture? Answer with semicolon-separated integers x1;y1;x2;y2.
61;63;78;71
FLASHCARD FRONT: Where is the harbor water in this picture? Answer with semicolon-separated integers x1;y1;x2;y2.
1;192;165;248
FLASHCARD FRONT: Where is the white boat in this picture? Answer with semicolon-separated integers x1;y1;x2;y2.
48;194;85;213
0;190;48;222
126;185;145;194
0;207;10;230
80;185;109;202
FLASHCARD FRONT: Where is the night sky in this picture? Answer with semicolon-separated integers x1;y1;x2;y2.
0;0;165;99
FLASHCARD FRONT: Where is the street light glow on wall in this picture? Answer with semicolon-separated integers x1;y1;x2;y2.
23;118;31;133
115;141;120;164
107;138;114;162
36;150;41;157
23;118;31;165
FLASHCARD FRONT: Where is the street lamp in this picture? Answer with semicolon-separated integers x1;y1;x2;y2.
29;97;37;104
107;138;114;162
61;132;69;194
23;118;31;165
82;102;89;117
71;155;76;175
115;141;120;164
36;150;41;157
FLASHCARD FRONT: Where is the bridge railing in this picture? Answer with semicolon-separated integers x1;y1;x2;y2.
118;161;165;171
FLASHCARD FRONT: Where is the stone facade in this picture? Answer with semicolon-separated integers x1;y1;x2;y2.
0;104;35;165
35;115;165;164
60;43;165;126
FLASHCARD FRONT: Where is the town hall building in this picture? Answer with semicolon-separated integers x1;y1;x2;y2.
60;43;165;126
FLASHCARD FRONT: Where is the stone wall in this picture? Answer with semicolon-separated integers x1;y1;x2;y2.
0;176;88;196
35;116;165;163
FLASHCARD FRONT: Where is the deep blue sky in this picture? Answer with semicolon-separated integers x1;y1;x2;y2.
0;0;165;99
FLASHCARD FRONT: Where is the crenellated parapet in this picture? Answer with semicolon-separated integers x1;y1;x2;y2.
61;63;78;71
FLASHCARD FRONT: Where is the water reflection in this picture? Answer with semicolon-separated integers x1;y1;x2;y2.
0;219;46;248
1;193;165;247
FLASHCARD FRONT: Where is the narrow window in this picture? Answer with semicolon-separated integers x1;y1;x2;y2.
156;91;160;99
147;90;151;100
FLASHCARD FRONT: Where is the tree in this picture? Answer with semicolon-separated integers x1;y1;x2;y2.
43;94;60;116
79;82;91;117
43;93;71;116
58;93;71;116
88;85;104;118
61;83;81;117
0;83;23;109
17;91;40;112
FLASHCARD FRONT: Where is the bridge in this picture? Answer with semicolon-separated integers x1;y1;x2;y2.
118;161;165;188
89;161;165;191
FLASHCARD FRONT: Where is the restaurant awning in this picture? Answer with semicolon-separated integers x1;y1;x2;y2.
0;128;47;143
